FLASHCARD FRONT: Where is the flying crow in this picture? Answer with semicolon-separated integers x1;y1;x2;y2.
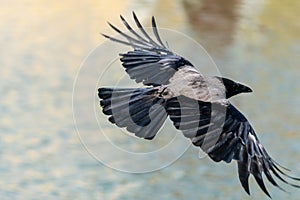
98;12;300;197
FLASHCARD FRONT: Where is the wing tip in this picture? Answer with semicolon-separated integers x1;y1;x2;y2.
101;33;110;39
241;178;251;196
132;11;137;17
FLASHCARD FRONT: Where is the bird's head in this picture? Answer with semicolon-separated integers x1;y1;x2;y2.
216;77;253;98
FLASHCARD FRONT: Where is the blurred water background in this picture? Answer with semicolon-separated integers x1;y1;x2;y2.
1;0;300;199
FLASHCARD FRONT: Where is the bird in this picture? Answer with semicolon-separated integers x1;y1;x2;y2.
98;12;300;197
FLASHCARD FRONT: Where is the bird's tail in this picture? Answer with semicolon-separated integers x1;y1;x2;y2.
98;87;167;140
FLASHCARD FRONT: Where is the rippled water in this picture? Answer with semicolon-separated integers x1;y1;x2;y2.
1;0;300;199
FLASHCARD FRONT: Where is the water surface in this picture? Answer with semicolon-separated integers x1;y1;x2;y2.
1;0;300;199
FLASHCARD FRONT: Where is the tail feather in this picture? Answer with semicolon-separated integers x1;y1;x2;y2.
98;87;167;140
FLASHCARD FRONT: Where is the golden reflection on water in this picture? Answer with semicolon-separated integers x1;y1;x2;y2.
183;0;242;53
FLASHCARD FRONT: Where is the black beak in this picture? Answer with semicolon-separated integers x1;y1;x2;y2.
242;85;253;93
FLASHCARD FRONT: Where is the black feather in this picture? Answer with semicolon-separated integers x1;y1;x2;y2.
103;12;196;86
132;11;159;46
98;87;167;139
151;16;166;48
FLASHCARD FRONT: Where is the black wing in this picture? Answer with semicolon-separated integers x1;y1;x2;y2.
166;96;300;197
102;12;195;86
98;87;167;140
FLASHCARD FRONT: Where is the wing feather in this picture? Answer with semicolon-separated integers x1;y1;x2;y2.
166;95;300;197
102;12;197;86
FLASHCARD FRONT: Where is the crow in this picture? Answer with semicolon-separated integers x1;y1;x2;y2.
98;12;300;197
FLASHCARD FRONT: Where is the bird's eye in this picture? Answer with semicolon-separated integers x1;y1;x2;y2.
163;91;169;95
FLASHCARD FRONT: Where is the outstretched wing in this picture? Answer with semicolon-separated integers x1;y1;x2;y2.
166;96;300;197
102;12;196;86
